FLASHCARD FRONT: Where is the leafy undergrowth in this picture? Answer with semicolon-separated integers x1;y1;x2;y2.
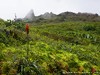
0;21;100;75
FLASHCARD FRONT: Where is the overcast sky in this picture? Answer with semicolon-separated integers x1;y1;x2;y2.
0;0;100;20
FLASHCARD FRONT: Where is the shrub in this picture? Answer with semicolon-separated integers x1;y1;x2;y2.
83;25;96;31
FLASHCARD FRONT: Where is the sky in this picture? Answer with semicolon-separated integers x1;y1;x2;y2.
0;0;100;20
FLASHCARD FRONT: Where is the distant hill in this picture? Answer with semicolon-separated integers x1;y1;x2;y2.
22;10;100;22
57;12;100;22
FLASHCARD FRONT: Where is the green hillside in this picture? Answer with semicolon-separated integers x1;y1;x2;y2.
0;20;100;75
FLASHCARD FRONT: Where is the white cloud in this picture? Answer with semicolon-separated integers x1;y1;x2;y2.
0;0;100;20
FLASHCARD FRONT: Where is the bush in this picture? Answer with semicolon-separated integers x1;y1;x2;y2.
83;25;96;31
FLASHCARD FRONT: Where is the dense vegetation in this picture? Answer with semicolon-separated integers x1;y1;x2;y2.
0;19;100;75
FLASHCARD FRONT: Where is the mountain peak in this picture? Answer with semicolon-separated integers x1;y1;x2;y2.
24;9;35;21
40;12;56;19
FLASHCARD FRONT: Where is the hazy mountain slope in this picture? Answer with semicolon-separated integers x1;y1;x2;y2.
24;9;36;21
22;10;100;22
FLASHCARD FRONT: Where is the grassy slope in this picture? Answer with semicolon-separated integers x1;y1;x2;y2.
0;21;100;74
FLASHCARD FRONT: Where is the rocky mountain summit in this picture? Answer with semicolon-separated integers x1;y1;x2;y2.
24;9;36;21
23;9;100;22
